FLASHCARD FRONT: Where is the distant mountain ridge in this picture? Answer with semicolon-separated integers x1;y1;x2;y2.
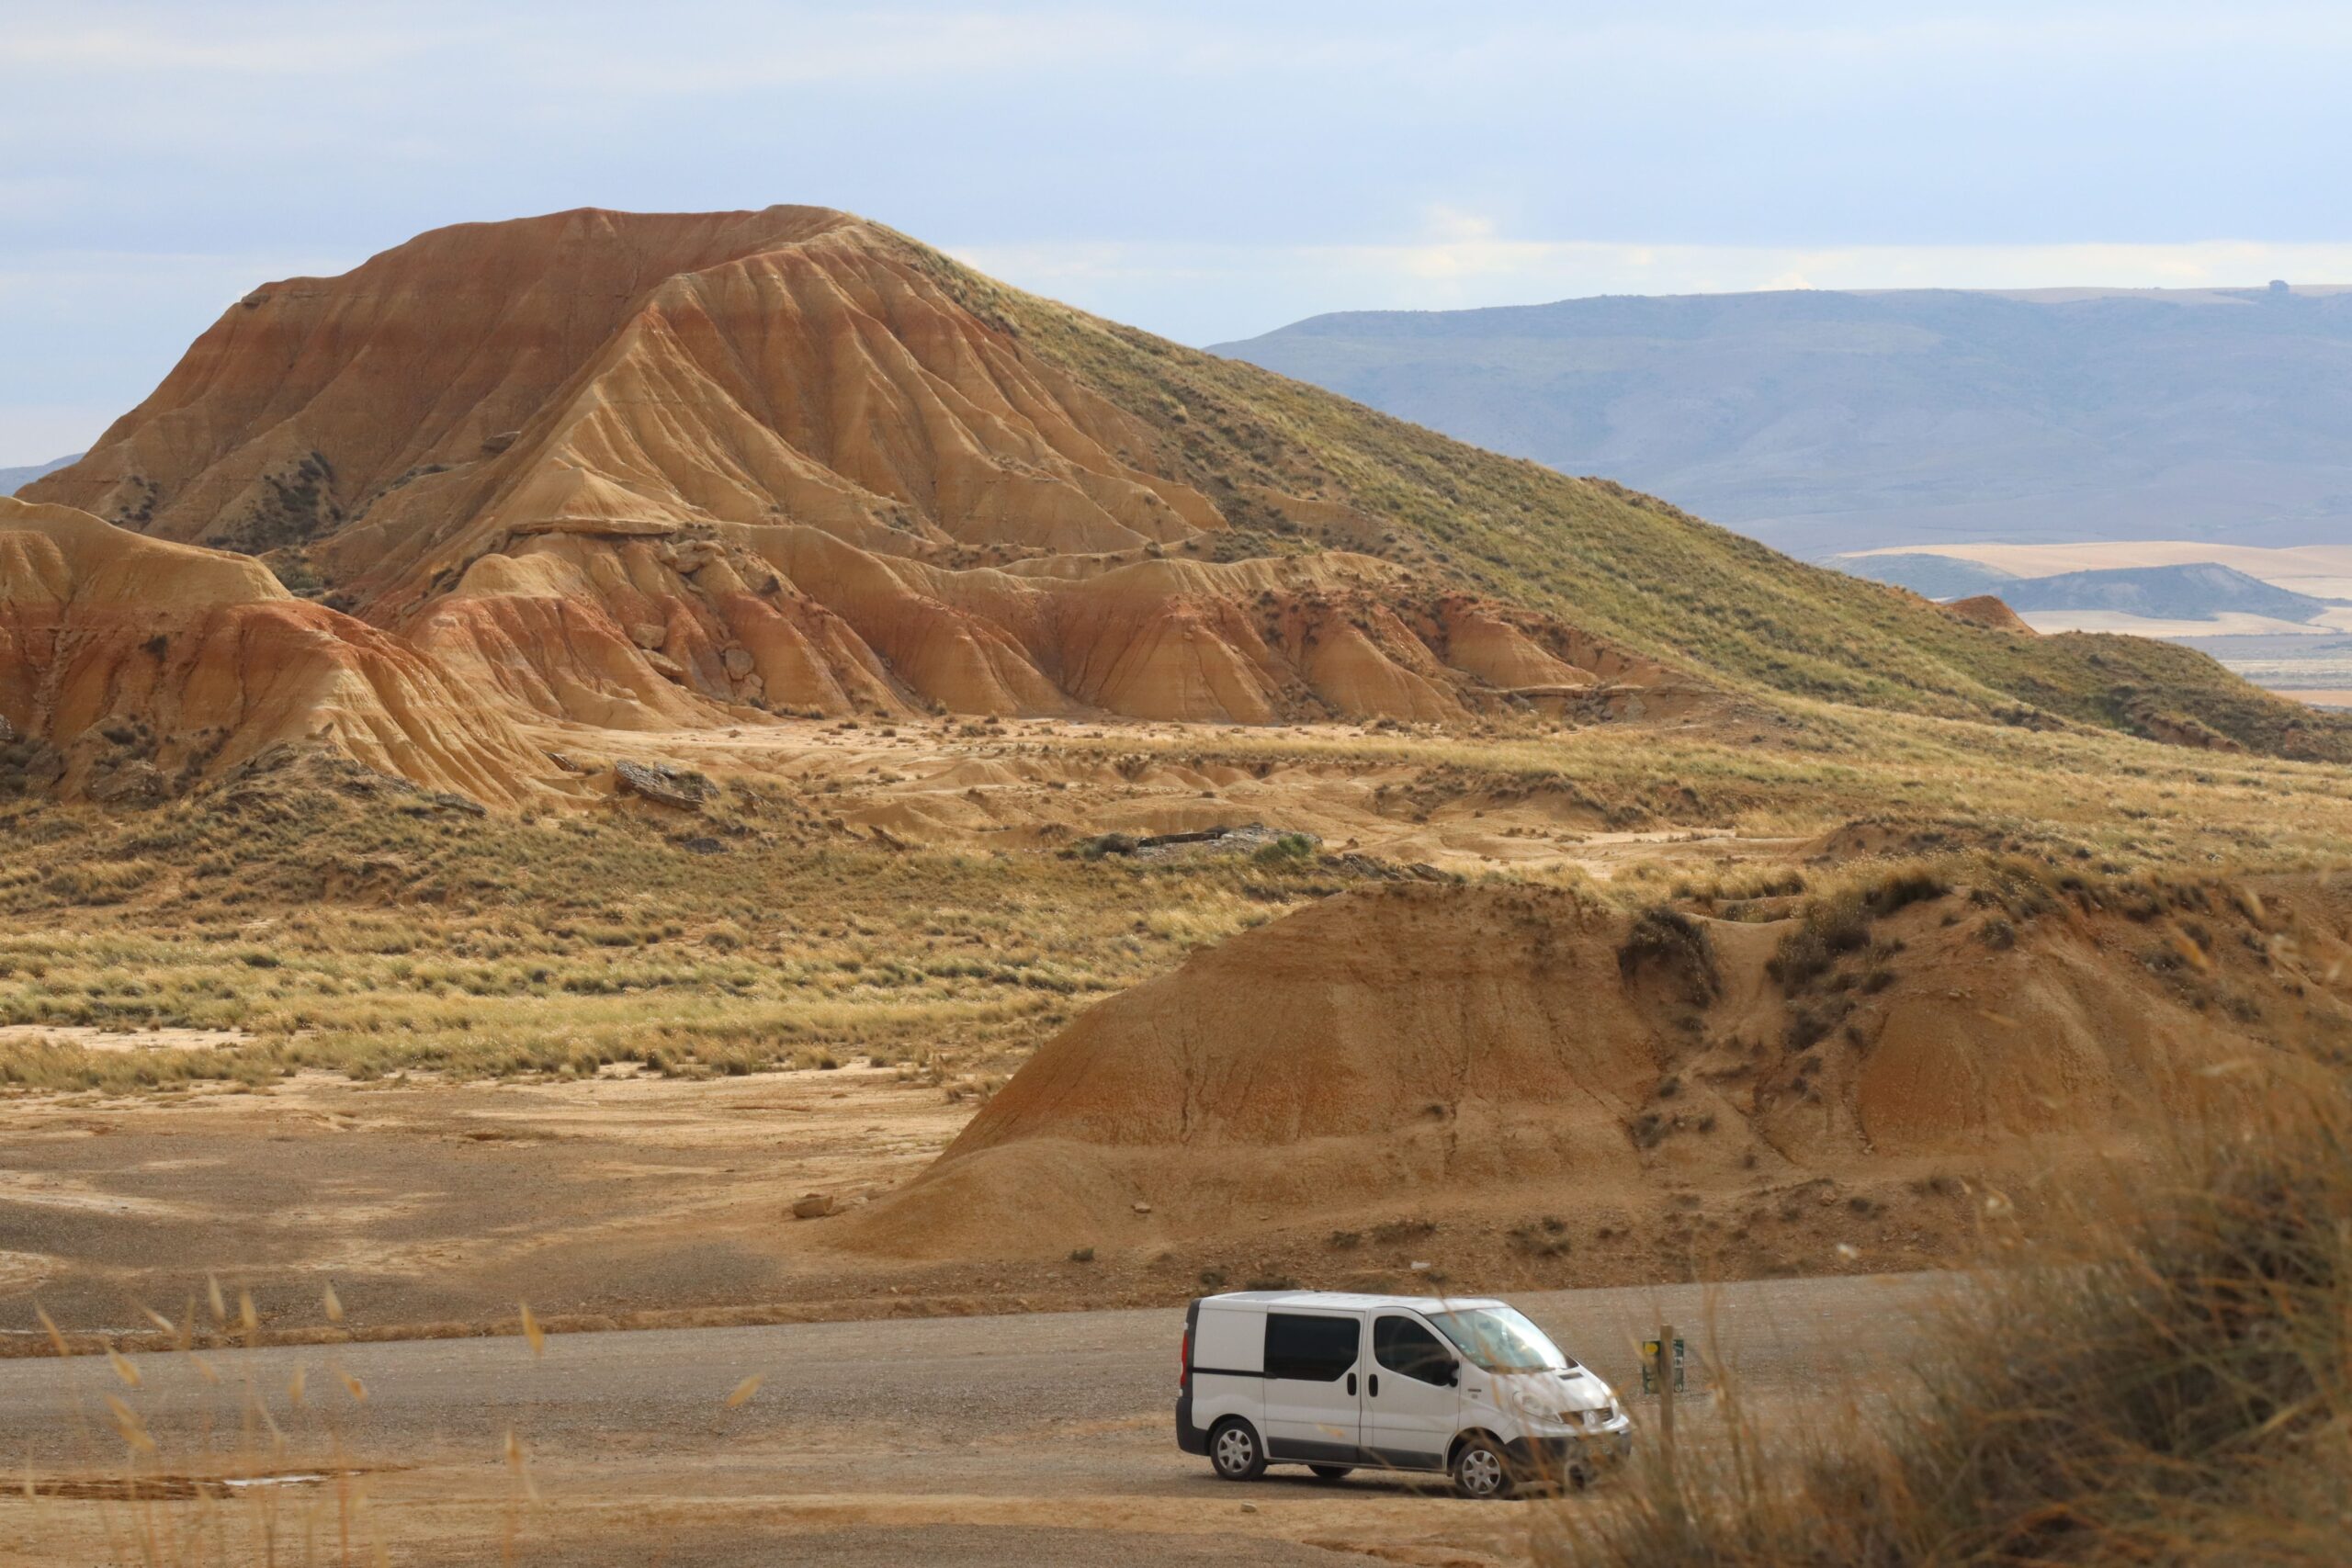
2;454;82;496
1213;286;2352;556
2001;563;2341;622
1836;554;2020;603
1839;555;2342;625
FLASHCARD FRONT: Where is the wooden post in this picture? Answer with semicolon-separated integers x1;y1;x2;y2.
1657;1322;1675;1461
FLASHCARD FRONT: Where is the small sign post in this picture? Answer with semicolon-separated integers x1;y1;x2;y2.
1638;1332;1687;1394
1641;1326;1685;1461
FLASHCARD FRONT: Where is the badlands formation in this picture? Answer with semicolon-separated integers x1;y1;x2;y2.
0;497;540;804
7;207;2352;1305
17;205;2344;800
19;206;1686;764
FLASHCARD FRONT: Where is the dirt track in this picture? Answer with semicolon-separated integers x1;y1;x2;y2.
0;1272;1949;1566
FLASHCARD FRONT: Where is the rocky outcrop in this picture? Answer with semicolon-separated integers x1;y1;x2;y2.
614;759;710;810
844;878;2352;1260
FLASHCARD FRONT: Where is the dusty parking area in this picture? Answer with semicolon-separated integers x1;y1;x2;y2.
0;1065;978;1339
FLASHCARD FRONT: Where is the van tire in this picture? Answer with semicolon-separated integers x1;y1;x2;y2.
1307;1464;1352;1483
1450;1434;1515;1500
1209;1418;1266;1481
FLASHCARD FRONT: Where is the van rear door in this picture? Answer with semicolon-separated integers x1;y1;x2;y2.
1183;1302;1264;1453
1261;1310;1364;1464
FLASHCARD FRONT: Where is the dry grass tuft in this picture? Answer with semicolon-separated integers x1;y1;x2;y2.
1544;1089;2352;1566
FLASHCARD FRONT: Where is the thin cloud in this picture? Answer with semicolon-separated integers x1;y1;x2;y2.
4;23;438;73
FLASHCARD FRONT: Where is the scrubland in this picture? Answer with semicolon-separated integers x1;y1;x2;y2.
6;694;2349;1101
0;751;1334;1096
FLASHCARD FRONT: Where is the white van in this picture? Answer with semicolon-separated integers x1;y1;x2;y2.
1175;1290;1631;1497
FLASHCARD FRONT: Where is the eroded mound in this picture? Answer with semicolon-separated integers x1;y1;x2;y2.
0;499;548;803
1941;593;2035;633
843;874;2352;1262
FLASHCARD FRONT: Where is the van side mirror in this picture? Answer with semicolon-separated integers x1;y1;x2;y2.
1446;1361;1461;1386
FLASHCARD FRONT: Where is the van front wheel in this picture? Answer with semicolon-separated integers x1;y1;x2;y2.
1209;1418;1266;1482
1451;1436;1515;1500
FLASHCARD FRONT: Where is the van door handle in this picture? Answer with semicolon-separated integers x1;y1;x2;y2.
1347;1372;1356;1395
1369;1374;1379;1397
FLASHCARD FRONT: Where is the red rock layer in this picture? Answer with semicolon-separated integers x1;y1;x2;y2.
0;499;547;802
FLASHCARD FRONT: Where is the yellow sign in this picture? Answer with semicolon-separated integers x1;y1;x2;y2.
1638;1337;1687;1393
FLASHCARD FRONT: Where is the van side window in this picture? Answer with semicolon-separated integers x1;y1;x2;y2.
1263;1313;1360;1382
1374;1314;1455;1385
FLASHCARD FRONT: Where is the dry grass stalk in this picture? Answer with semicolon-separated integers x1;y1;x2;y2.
1541;1086;2352;1566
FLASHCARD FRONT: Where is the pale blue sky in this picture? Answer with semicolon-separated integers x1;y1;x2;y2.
6;0;2352;463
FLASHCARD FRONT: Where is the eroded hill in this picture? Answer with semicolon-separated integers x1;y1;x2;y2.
843;868;2352;1277
17;206;2345;804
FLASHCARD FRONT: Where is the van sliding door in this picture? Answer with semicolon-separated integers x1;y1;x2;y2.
1260;1311;1364;1463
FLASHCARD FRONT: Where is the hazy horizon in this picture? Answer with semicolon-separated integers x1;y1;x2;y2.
9;1;2352;464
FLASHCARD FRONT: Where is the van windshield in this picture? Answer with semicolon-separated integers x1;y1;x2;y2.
1425;1307;1575;1373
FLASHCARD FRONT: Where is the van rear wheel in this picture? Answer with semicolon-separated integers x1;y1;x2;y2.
1209;1418;1266;1482
1307;1464;1352;1483
1451;1435;1515;1500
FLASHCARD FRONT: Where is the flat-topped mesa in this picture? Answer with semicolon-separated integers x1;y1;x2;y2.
0;498;548;804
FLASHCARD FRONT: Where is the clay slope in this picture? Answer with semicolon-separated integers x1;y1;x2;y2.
0;498;547;804
843;875;2352;1260
29;207;1664;731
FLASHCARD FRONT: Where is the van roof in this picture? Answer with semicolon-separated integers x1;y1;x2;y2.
1197;1290;1509;1313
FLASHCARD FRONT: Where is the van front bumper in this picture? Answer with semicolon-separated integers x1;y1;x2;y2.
1507;1428;1633;1475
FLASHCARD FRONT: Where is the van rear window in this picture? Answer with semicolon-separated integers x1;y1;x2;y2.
1263;1313;1360;1382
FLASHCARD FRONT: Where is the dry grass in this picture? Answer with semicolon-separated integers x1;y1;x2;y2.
11;1278;580;1566
10;687;2348;1101
1543;1089;2352;1566
16;1285;396;1566
0;753;1333;1094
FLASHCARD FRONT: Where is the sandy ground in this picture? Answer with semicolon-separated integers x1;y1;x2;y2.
1;1047;1974;1354
0;1066;978;1340
0;1274;1948;1567
0;1027;255;1055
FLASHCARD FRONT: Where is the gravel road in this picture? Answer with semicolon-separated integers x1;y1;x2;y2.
0;1272;1954;1566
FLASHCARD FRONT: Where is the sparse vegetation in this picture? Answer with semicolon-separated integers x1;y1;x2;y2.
1548;1095;2352;1566
0;756;1336;1093
918;236;2352;762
